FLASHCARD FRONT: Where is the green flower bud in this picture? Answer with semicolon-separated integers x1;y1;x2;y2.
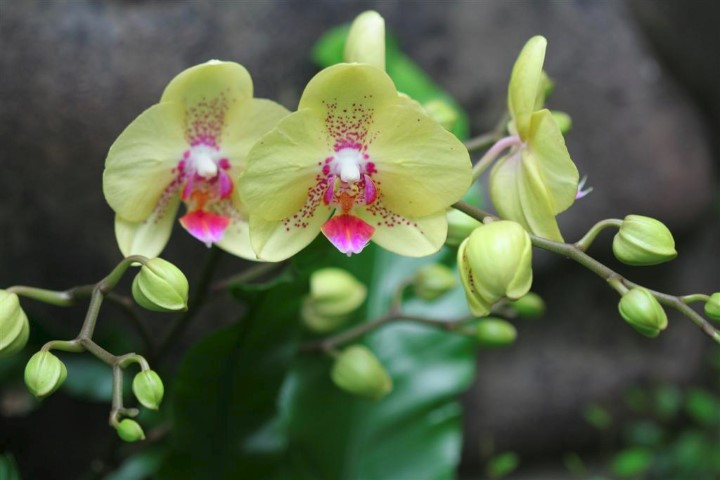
551;110;572;134
705;293;720;322
510;292;546;318
613;215;677;266
413;264;457;301
132;258;189;312
116;418;145;442
24;351;67;399
445;208;482;247
475;318;517;347
302;268;366;333
0;290;30;358
458;221;533;317
132;370;164;410
423;99;459;132
331;345;392;400
344;10;385;69
618;288;668;337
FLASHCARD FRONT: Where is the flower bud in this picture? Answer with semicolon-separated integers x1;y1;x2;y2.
344;10;385;69
475;318;517;347
618;288;668;337
116;418;145;442
551;111;572;134
423;99;459;131
331;345;392;400
24;351;67;399
302;268;366;333
445;208;482;247
705;293;720;322
132;258;189;312
413;264;456;301
0;290;30;358
132;370;164;410
458;221;533;316
510;292;546;318
613;215;677;266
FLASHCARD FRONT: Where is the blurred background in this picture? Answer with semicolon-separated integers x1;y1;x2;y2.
1;1;718;479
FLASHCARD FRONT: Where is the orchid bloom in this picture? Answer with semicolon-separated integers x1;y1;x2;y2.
103;61;289;258
489;36;579;242
239;63;472;261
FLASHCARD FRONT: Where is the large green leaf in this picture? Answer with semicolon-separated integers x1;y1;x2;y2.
157;275;307;479
280;247;477;479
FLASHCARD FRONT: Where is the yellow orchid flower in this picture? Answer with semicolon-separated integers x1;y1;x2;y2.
103;60;289;258
239;63;472;261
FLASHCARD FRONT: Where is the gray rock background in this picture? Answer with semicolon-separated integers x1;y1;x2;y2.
1;1;718;478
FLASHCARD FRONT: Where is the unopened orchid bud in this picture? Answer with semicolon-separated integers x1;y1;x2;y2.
116;418;145;442
344;10;385;69
705;293;720;322
413;264;456;301
132;258;189;312
510;292;546;318
0;290;30;358
613;215;677;266
475;318;517;347
423;99;459;131
618;288;668;337
551;111;572;134
445;209;482;247
132;370;164;410
331;345;392;400
302;268;366;332
24;351;67;399
458;221;533;317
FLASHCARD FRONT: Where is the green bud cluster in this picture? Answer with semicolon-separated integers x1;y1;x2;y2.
413;264;456;301
613;215;677;266
0;290;30;358
509;292;546;318
132;258;189;312
618;288;668;337
331;345;392;400
24;351;67;399
458;221;533;317
302;268;366;333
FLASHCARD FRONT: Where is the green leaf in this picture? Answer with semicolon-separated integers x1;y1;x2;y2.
583;404;613;431
486;451;520;479
279;247;477;479
623;420;664;447
104;447;164;480
157;276;307;479
0;453;22;480
654;383;682;420
611;447;653;478
684;388;720;427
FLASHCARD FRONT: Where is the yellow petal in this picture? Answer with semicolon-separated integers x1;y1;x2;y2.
214;218;256;261
115;195;181;257
508;36;547;139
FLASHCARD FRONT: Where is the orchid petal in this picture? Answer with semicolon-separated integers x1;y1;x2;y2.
508;36;546;139
179;210;231;246
214;218;256;260
344;10;386;70
103;102;186;221
457;238;492;317
115;195;181;257
321;214;375;255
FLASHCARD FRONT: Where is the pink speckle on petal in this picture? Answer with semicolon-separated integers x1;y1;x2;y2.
321;214;375;256
179;210;231;246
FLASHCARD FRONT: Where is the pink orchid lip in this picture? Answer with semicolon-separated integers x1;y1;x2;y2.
179;210;231;247
321;214;375;256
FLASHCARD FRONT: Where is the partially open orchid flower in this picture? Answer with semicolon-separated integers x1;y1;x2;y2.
489;36;580;242
103;61;289;258
239;64;472;261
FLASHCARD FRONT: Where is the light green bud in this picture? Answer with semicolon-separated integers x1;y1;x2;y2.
116;418;145;442
302;268;366;333
0;290;30;358
458;221;533;317
618;288;668;337
510;292;546;318
705;293;720;321
344;10;385;69
132;370;164;410
445;208;482;247
423;99;459;132
413;264;457;301
132;258;189;312
331;345;392;400
24;351;67;399
551;111;572;134
475;318;517;347
613;215;677;266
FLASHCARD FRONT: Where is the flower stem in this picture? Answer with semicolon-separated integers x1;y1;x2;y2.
471;135;522;181
574;219;623;252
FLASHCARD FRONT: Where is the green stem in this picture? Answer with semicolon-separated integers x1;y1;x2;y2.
471;135;522;181
574;219;623;252
464;112;510;155
452;200;720;345
682;294;711;304
6;286;77;306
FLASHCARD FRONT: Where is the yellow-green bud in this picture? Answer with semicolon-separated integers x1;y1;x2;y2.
116;418;145;442
475;318;517;347
0;290;30;358
132;258;189;312
344;10;385;69
613;215;677;266
705;293;720;322
423;99;459;132
458;221;533;317
24;351;67;399
132;370;164;410
445;209;482;247
618;288;668;337
551;111;572;134
302;268;366;333
331;345;392;400
413;264;457;301
510;292;546;318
